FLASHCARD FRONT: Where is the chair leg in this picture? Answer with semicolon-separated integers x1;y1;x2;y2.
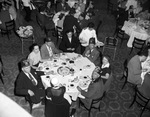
122;77;127;89
129;92;136;108
21;39;23;54
7;33;10;40
0;73;4;84
29;102;33;114
113;49;116;60
129;47;133;55
88;109;91;117
120;39;123;48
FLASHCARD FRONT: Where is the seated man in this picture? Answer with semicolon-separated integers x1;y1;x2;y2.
127;51;148;86
83;37;101;66
40;37;62;60
59;29;80;53
15;59;45;108
77;68;104;109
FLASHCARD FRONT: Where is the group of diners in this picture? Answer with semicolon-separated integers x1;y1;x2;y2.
126;46;150;107
15;35;111;117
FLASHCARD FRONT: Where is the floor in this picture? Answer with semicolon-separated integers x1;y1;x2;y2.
0;0;150;117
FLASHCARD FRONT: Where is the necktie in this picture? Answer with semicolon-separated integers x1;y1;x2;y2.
28;73;37;86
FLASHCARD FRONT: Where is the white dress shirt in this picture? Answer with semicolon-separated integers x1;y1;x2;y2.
22;0;35;10
79;28;98;47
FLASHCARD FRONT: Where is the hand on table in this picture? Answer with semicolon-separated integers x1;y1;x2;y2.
77;86;82;92
28;90;34;96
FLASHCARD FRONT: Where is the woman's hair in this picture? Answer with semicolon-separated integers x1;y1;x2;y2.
102;55;111;63
31;43;39;51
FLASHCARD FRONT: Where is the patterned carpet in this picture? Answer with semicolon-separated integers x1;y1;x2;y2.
0;0;150;117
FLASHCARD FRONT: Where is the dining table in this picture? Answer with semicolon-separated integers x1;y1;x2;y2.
122;18;150;48
37;52;96;103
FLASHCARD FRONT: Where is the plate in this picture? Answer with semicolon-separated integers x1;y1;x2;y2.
57;66;70;76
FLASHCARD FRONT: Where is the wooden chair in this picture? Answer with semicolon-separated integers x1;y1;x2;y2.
107;0;113;14
129;86;150;117
129;37;146;55
121;59;136;89
0;55;4;84
79;91;106;117
115;27;128;48
1;20;16;40
102;37;118;60
20;35;35;54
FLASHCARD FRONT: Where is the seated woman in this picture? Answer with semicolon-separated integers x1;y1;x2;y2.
99;55;111;84
45;78;70;117
27;43;41;69
77;68;104;109
83;37;101;66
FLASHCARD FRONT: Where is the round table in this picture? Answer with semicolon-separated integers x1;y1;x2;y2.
38;53;96;101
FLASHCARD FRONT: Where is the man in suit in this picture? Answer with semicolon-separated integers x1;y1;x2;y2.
59;29;80;53
77;68;104;109
15;59;45;108
63;8;81;35
83;37;101;66
127;51;148;86
40;37;62;60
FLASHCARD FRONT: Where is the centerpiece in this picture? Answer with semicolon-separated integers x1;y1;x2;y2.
16;26;33;38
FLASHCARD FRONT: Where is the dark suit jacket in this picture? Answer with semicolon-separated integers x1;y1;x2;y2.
15;68;44;96
63;14;81;33
40;42;61;59
80;79;104;109
0;9;11;30
59;34;80;52
127;55;142;86
83;47;100;66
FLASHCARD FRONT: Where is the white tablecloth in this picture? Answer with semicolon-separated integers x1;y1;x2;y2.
39;53;95;102
122;20;150;47
141;56;150;84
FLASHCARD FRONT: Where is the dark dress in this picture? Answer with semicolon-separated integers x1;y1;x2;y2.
100;65;111;84
45;86;70;117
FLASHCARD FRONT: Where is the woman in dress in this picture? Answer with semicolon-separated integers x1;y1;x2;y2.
99;56;111;84
45;78;70;117
28;43;41;69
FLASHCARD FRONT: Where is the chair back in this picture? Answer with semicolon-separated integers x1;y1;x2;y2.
107;1;113;13
132;37;146;50
129;86;150;117
116;28;124;39
5;20;15;31
105;37;118;47
104;72;113;92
